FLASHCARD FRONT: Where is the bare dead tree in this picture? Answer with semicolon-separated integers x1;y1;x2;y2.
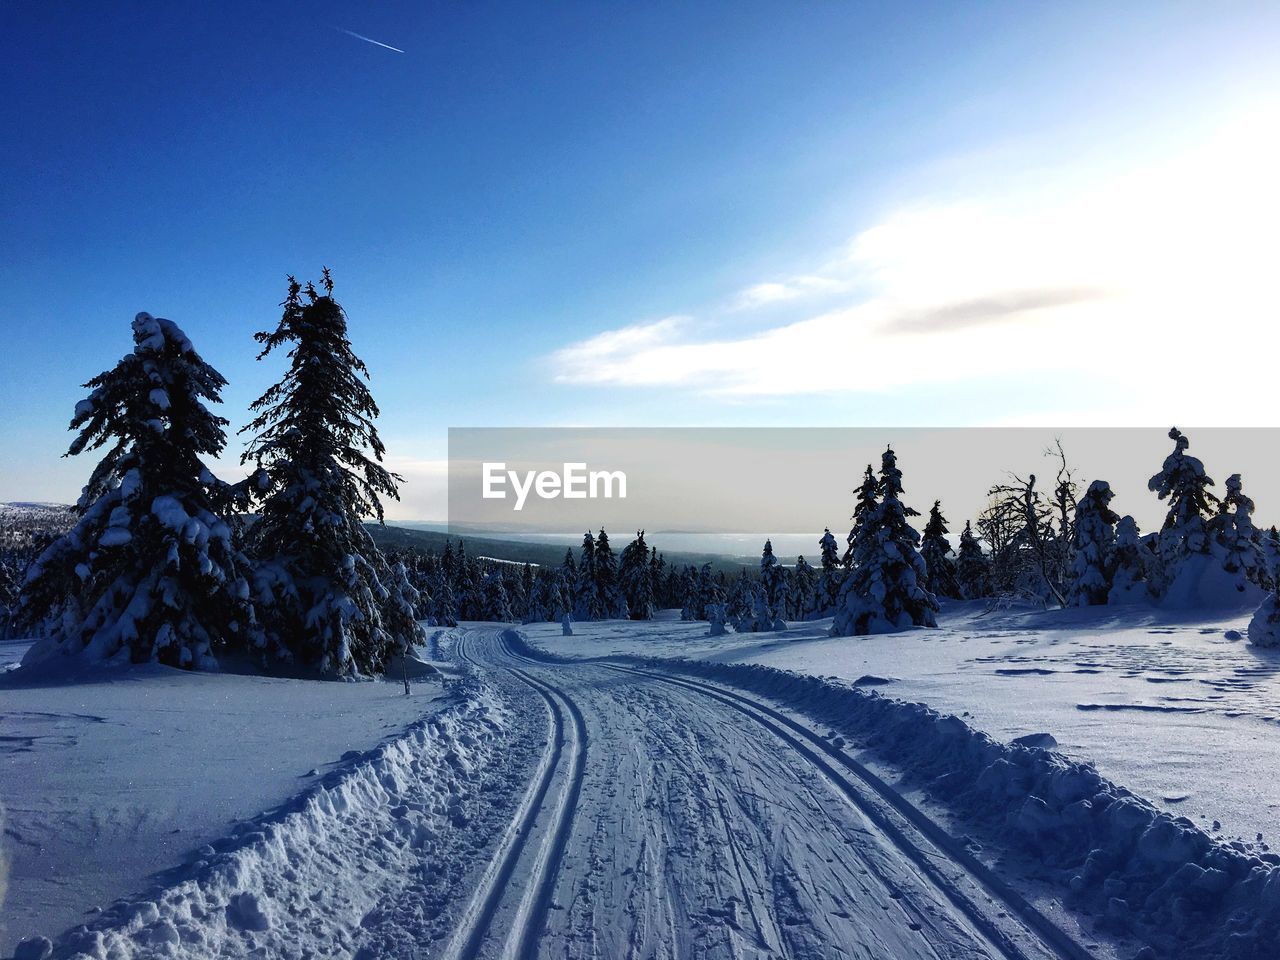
978;471;1067;608
1045;437;1077;594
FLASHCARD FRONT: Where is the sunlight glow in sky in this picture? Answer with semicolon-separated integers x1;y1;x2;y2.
553;103;1280;414
2;3;1278;519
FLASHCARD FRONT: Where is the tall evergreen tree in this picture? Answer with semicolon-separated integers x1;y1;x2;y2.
920;501;960;600
955;520;992;600
814;527;842;616
1069;480;1119;606
19;313;257;669
679;566;700;621
619;530;656;620
240;272;420;676
831;446;938;636
759;540;787;622
592;528;629;619
727;570;753;623
478;569;514;622
572;531;599;620
843;465;878;566
791;555;817;619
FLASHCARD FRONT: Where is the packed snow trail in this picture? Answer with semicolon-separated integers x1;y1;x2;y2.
397;626;1096;960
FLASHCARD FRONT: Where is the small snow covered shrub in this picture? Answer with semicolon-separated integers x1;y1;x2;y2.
1069;480;1119;606
1108;515;1151;604
1148;430;1269;608
18;313;258;670
707;602;730;636
1248;594;1280;647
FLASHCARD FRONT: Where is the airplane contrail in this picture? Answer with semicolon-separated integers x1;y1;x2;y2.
334;26;405;54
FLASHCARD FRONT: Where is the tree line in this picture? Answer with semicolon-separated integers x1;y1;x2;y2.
9;268;1280;673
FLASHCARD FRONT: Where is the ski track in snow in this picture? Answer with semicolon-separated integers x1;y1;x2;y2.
29;625;1106;960
393;627;1096;960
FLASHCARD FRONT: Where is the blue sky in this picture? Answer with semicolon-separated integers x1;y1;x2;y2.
2;2;1278;518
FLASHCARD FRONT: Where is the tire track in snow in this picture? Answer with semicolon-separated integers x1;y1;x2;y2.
595;661;1093;960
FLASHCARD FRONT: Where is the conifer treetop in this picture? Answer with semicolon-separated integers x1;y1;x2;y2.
241;271;400;523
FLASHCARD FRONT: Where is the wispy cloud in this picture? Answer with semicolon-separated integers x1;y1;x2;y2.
334;26;405;54
548;104;1279;413
551;316;690;385
733;275;849;310
887;287;1110;335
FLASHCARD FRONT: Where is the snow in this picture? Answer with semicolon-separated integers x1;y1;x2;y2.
5;610;1280;958
509;616;1280;958
0;652;450;952
524;601;1280;845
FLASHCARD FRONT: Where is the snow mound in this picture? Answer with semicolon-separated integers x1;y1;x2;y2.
1159;554;1267;611
1247;596;1280;648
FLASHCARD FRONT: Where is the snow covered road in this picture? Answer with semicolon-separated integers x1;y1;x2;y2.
413;627;1099;960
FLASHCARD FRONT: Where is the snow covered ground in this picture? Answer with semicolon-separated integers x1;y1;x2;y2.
0;638;452;953
6;613;1279;959
523;602;1280;846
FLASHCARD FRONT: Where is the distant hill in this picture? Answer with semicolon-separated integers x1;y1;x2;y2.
365;523;749;575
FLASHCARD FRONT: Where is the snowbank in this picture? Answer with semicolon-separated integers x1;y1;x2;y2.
0;658;448;953
17;674;510;960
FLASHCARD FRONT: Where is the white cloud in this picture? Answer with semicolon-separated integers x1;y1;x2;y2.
733;275;849;310
551;315;690;385
548;102;1280;417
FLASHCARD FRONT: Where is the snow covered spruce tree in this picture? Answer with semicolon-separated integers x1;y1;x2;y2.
240;272;421;676
831;446;938;636
572;531;600;621
1209;474;1272;594
1109;515;1150;604
955;520;992;599
1068;480;1119;606
679;566;699;621
1263;527;1280;583
920;501;960;600
18;313;257;669
523;569;557;624
791;555;817;619
844;465;879;566
813;527;843;616
479;569;514;622
1249;591;1280;647
592;528;629;619
1147;427;1218;601
759;540;788;622
619;530;656;620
